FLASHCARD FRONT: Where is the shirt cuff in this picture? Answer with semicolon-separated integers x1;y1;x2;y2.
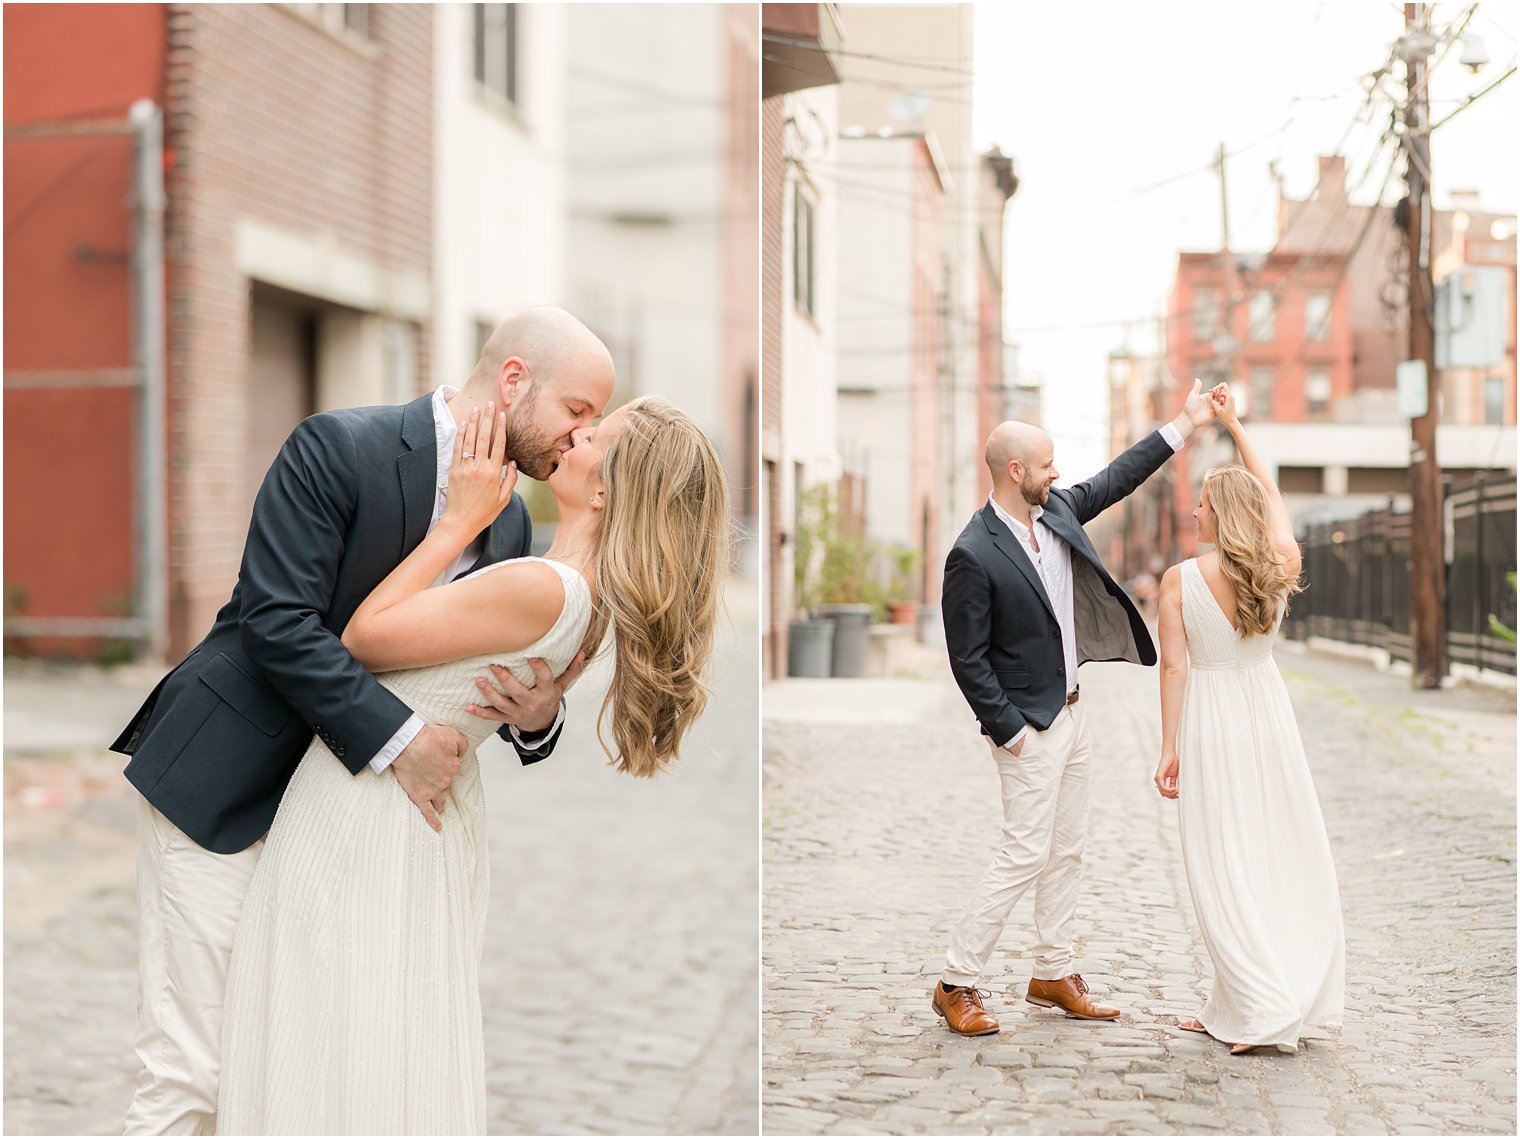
510;700;566;750
369;713;425;774
998;725;1030;751
1159;421;1184;451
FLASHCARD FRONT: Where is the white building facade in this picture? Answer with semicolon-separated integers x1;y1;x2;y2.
433;3;570;394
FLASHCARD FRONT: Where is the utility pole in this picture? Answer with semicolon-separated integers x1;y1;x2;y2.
1402;2;1447;687
1216;140;1232;254
1214;141;1239;393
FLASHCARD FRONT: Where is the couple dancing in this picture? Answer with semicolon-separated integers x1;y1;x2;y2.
111;307;729;1134
934;380;1344;1056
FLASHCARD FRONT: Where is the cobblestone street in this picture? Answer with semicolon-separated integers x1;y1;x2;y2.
3;581;760;1136
763;641;1517;1135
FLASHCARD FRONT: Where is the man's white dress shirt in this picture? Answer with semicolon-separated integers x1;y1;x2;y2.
991;422;1183;752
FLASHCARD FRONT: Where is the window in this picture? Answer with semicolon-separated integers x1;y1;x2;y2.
289;4;370;37
1192;290;1218;343
793;183;816;319
1227;380;1250;421
474;4;519;106
1305;368;1332;418
1278;467;1323;494
1249;367;1274;420
1248;291;1276;342
1484;375;1505;425
1305;292;1331;342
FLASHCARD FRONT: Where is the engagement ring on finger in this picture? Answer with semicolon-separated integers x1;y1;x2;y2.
461;451;475;460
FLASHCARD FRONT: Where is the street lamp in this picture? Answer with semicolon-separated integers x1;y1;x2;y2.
1458;32;1489;74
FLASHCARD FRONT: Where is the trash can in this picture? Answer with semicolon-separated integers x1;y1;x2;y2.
915;602;945;648
787;618;835;678
817;603;873;678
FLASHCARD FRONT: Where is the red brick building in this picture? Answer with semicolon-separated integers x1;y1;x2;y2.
1163;247;1352;555
1167;251;1354;426
1153;155;1515;549
5;4;165;657
5;3;434;660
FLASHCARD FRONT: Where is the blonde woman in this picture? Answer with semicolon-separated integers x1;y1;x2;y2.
1154;384;1344;1056
217;396;729;1133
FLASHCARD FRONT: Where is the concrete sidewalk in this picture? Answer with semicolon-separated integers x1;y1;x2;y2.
763;642;1516;1135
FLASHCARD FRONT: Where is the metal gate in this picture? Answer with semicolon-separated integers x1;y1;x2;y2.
3;101;166;659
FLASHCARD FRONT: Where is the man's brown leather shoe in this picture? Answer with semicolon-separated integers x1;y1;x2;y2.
931;983;1000;1036
1025;974;1121;1020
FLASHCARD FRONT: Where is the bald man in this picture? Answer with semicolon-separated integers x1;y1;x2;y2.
931;380;1218;1037
113;306;615;1134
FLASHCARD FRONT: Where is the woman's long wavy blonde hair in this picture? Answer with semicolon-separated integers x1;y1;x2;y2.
578;397;730;777
1203;465;1302;638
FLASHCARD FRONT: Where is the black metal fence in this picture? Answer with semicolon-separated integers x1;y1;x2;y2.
1284;475;1516;676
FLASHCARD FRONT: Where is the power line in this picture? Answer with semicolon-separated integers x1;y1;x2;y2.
1428;60;1517;131
763;55;980;108
762;33;976;77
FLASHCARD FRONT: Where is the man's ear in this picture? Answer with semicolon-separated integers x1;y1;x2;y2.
497;357;526;408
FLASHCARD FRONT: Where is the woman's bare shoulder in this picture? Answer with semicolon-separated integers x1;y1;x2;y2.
467;559;568;646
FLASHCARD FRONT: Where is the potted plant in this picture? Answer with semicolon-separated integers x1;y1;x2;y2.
884;544;921;625
791;484;878;677
787;485;836;677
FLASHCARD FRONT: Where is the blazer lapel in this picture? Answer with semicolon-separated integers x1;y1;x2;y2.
397;392;439;560
468;514;520;576
980;504;1057;621
1038;506;1088;562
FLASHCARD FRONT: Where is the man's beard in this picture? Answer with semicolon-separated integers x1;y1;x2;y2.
502;386;561;480
1020;477;1050;506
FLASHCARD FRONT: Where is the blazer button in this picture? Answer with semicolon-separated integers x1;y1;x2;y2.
1051;630;1060;640
1057;667;1065;677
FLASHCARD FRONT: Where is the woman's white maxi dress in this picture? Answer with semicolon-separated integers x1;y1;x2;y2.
217;557;591;1134
1176;558;1344;1051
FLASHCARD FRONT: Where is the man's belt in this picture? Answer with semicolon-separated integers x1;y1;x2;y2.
1065;687;1081;706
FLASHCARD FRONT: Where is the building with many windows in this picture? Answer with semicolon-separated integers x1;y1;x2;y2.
5;2;756;662
760;2;844;678
6;3;436;659
1162;154;1515;528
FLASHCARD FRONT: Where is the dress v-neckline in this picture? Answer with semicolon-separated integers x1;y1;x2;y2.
1188;558;1241;633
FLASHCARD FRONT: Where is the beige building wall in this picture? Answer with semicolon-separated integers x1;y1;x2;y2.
834;3;979;568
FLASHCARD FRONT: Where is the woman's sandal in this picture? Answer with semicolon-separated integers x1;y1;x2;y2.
1229;1042;1262;1055
1177;1017;1208;1034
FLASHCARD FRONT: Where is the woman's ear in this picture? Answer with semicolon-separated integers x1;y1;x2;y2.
588;488;606;512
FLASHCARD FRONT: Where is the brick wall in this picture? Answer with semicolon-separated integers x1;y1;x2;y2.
761;95;784;676
2;3;166;657
722;4;760;525
163;3;433;655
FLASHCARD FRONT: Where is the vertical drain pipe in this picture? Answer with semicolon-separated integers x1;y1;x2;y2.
130;98;167;661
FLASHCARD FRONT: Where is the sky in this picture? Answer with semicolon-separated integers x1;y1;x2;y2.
971;1;1519;480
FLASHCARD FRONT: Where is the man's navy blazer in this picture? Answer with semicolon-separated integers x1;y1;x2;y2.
941;430;1175;746
112;392;560;854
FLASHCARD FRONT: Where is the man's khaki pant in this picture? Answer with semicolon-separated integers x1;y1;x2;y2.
943;701;1092;987
123;797;264;1136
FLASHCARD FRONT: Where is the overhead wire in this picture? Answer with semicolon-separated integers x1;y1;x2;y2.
1428;60;1517;130
762;33;976;77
